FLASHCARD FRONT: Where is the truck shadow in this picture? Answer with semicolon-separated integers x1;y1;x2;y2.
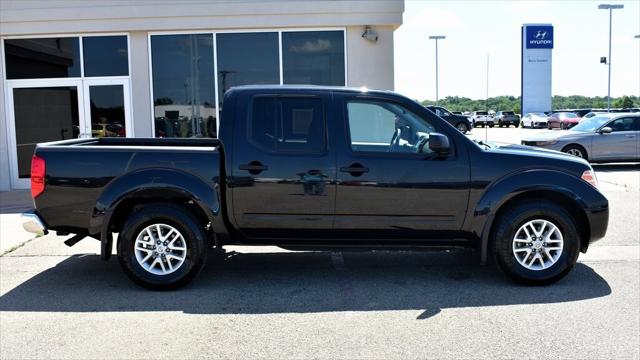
0;250;611;319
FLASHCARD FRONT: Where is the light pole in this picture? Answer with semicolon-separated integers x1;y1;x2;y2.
598;4;624;112
429;35;445;106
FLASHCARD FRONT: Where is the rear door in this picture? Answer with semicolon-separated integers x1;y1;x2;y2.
230;91;336;239
333;93;470;239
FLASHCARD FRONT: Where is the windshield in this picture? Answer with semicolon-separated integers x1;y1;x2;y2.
562;113;579;118
503;111;514;115
476;111;488;115
571;116;611;132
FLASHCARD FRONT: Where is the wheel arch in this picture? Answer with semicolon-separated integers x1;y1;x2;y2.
561;143;589;160
92;168;223;260
475;170;595;264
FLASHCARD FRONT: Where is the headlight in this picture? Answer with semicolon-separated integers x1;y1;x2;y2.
535;140;558;146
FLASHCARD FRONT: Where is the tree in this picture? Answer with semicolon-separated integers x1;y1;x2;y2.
612;96;634;109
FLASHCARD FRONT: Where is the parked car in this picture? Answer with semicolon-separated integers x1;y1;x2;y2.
521;113;640;162
471;111;493;127
493;111;520;127
425;105;472;133
91;123;125;137
547;112;580;130
22;85;608;289
522;112;549;128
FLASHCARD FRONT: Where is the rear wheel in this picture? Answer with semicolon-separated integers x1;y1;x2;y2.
118;204;208;290
488;123;494;128
562;144;588;160
491;201;580;285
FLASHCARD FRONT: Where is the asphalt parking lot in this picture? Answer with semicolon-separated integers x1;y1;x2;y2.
1;127;638;359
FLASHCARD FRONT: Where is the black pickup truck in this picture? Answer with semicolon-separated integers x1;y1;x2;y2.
22;86;609;289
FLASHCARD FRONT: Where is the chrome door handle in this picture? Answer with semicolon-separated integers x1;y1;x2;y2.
625;134;635;138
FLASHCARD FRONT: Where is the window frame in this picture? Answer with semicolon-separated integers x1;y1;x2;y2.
247;94;328;156
147;28;347;138
603;117;638;132
2;33;131;81
343;95;453;159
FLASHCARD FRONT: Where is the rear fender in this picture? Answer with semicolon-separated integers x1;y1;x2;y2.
92;168;221;260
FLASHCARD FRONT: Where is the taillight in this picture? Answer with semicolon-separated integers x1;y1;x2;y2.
31;155;46;198
581;170;598;188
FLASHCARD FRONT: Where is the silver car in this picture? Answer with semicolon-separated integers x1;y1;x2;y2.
521;113;639;162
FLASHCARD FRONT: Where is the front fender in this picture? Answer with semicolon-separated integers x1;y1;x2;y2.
91;168;220;259
470;169;606;263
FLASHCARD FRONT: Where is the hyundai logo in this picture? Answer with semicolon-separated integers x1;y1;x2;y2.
535;31;548;40
526;26;553;49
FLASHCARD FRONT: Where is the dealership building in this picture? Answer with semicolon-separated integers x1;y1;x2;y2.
0;0;404;190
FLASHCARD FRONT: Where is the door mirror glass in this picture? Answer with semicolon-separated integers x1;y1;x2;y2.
599;126;612;134
427;132;450;155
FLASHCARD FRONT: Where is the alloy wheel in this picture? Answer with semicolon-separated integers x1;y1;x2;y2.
134;223;188;275
512;219;564;271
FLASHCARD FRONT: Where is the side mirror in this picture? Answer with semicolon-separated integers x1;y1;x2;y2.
599;127;612;134
428;133;450;155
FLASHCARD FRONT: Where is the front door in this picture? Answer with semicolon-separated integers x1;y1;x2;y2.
334;95;470;239
230;91;336;240
593;117;638;161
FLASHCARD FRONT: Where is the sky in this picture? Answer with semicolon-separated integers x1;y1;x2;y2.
394;0;640;101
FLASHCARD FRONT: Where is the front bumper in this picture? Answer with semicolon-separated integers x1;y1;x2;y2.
22;212;48;236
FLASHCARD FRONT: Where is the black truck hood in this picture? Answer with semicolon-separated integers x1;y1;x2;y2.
486;142;590;167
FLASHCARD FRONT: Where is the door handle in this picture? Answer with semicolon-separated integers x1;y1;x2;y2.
625;134;635;138
239;161;268;175
340;163;369;176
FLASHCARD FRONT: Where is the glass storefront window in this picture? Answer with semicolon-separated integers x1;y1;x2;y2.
88;85;127;137
83;36;129;77
13;87;80;178
282;31;345;86
4;38;81;79
151;34;216;138
216;32;280;105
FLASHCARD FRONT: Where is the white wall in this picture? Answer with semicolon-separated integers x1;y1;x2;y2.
129;31;153;137
347;26;395;91
0;0;403;35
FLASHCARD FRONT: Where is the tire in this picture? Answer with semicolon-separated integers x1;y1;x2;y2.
488;124;494;128
498;121;503;128
491;200;580;285
562;144;588;160
117;204;209;290
455;122;469;133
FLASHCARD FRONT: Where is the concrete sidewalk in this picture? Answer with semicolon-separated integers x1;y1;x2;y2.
0;190;35;255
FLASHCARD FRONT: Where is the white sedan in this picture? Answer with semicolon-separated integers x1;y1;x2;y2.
522;112;548;128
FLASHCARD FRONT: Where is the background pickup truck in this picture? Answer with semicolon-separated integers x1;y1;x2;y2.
493;111;521;127
23;85;609;290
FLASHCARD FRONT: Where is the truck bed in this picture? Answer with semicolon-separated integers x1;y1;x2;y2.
33;137;222;235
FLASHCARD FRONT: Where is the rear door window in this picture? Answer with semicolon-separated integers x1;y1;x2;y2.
249;97;325;153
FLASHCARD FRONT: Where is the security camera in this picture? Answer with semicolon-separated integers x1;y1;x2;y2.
362;26;379;43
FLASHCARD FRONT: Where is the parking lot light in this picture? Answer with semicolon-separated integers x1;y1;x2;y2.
429;35;446;106
598;4;624;112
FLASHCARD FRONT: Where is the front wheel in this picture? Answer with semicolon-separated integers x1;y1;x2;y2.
118;204;209;290
456;122;470;133
562;145;588;160
491;201;580;285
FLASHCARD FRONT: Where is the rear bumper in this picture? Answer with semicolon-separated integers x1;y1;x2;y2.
21;212;48;236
